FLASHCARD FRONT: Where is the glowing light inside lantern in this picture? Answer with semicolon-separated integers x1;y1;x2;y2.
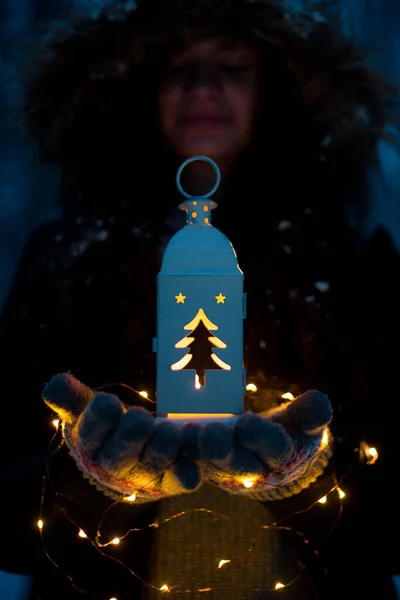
218;559;231;568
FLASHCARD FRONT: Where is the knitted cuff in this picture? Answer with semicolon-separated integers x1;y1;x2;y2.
206;428;333;501
63;424;170;502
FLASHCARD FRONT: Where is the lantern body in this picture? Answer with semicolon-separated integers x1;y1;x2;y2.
154;222;245;418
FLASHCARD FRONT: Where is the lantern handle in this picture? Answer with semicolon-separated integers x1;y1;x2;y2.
176;156;221;199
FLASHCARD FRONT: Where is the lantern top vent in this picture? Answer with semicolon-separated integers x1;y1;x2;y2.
177;156;219;225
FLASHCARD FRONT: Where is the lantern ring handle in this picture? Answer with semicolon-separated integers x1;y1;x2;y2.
176;156;221;199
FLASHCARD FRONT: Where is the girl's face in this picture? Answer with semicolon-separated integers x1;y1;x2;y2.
158;37;260;166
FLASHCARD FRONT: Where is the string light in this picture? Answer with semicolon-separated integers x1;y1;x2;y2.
359;441;379;465
337;487;345;499
139;391;148;398
242;478;256;489
281;392;294;400
37;418;362;597
246;383;257;392
52;419;59;428
123;493;137;502
218;559;231;568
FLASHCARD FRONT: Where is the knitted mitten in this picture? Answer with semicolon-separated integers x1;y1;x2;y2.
42;373;202;501
196;390;333;500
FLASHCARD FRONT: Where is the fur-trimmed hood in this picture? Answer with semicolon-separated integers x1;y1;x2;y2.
20;0;398;221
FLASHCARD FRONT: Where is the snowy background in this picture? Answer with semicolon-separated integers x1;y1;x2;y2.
1;0;400;316
1;3;400;598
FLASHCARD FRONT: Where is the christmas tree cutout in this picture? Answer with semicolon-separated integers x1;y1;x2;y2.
171;308;231;387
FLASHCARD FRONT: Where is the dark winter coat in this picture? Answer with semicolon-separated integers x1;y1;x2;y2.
1;1;400;599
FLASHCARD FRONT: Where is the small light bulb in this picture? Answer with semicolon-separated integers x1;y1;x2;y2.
337;487;345;499
160;584;170;592
246;383;257;392
109;597;118;600
124;493;137;502
218;559;231;568
139;391;148;398
78;529;87;538
37;519;43;530
242;478;255;489
275;582;285;589
281;392;294;400
195;374;201;389
111;537;120;545
52;419;59;428
318;496;327;504
369;447;377;457
321;428;329;448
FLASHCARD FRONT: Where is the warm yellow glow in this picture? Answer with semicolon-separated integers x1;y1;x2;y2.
192;211;198;218
275;583;285;589
318;496;327;504
124;493;137;502
171;353;193;370
211;353;232;371
37;519;43;530
246;383;257;392
52;419;59;428
78;529;87;538
204;205;209;212
109;597;118;600
167;413;235;419
111;537;120;545
204;217;209;224
184;308;218;331
174;336;194;348
360;441;379;465
218;559;231;568
281;392;294;400
321;428;329;449
242;478;255;489
195;374;201;389
139;391;148;398
208;335;227;349
337;487;345;499
175;293;186;304
215;293;226;304
160;584;170;592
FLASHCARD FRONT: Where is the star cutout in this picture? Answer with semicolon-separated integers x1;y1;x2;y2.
175;293;186;304
215;293;226;304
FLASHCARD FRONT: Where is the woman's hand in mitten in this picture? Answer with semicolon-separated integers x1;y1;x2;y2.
196;390;333;500
42;373;202;501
